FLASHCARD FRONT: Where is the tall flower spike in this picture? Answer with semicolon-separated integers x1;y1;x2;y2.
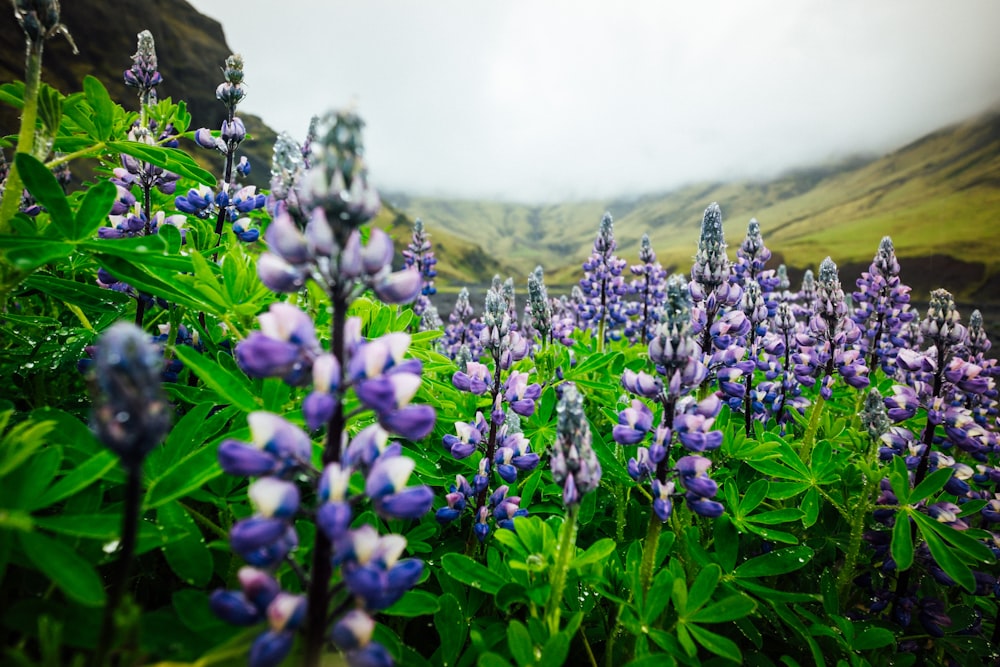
304;110;381;239
626;233;667;344
90;323;171;465
691;202;729;291
124;30;162;101
527;265;553;346
578;212;629;344
550;384;601;506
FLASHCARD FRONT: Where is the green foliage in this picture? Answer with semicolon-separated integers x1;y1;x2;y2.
1;24;997;667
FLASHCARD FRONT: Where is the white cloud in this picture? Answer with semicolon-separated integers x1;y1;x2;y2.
188;0;1000;201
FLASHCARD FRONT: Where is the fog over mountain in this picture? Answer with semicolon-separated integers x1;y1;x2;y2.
184;2;1000;201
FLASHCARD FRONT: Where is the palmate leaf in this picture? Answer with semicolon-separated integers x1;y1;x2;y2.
171;346;259;413
891;512;915;571
106;140;215;186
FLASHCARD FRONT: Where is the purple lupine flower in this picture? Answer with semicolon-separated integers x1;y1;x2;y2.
236;303;321;384
526;265;554;347
625;233;667;344
338;527;423;610
302;110;381;237
365;454;435;520
217;412;313;479
441;287;484;361
123;30;162;101
550;384;602;506
401;218;438;320
330;609;394;667
852;236;915;375
690;203;742;356
578;212;629;343
795;257;869;399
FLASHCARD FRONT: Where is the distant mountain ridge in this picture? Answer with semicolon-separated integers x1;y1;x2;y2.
389;109;1000;306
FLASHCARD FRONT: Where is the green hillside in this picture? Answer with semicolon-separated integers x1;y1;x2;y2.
390;110;1000;303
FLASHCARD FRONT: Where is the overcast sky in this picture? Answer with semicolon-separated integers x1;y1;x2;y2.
188;0;1000;202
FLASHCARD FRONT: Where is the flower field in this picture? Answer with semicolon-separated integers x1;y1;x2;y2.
1;5;998;667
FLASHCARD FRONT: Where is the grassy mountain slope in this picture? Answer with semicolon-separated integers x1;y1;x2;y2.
392;111;1000;303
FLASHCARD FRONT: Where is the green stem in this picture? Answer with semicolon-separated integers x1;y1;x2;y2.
545;505;579;635
93;462;143;667
638;512;663;595
837;440;878;600
0;41;44;232
800;394;826;465
303;293;347;667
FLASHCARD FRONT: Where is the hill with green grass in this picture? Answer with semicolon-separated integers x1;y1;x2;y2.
389;109;1000;307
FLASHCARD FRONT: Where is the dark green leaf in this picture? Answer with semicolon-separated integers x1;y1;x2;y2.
18;531;106;606
24;274;130;309
0;235;74;272
687;622;742;663
159;502;212;587
507;620;534;667
739;479;769;514
889;455;911;505
144;437;223;509
440;553;507;595
909;467;954;505
570;538;615;570
891;513;914;571
72;180;117;240
733;545;814;578
384;590;441;617
171;346;259;413
16;446;62;511
33;450;117;509
82;75;113;141
800;487;820;527
435;593;466;667
689;594;756;624
852;626;895;650
14;154;74;238
539;631;570;667
686;563;721;614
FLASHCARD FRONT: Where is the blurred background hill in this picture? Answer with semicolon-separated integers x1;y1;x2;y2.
2;0;997;329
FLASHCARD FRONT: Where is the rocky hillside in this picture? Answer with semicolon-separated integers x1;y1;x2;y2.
0;0;276;187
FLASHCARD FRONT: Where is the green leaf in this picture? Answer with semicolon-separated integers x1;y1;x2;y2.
33;450;118;509
144;437;223;509
686;563;721;614
891;513;914;571
909;467;954;505
16;446;62;511
687;622;743;663
739;479;769;514
440;553;507;595
507;620;534;667
18;531;106;606
0;235;74;272
24;274;130;309
159;502;212;587
713;515;739;571
82;75;114;141
570;538;615;570
689;594;756;624
171;346;259;413
0;417;56;478
800;487;820;528
72;180;117;241
89;252;217;313
539;631;570;667
384;590;441;617
14;154;74;239
733;545;814;578
435;593;466;667
852;626;895;650
107;141;216;186
889;455;911;505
